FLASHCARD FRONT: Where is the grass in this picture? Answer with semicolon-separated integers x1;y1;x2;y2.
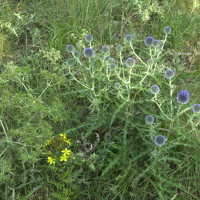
0;0;200;199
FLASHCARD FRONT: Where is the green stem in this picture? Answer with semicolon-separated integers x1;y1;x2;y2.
119;51;123;65
69;67;93;91
154;34;168;71
170;80;173;119
0;119;8;140
154;100;172;121
150;47;152;59
178;107;191;116
130;43;147;66
72;53;83;66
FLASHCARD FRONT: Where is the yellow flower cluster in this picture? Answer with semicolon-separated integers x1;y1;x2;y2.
42;133;72;165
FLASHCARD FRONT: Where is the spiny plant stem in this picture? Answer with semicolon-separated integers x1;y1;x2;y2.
170;80;173;119
154;34;168;71
150;47;152;59
178;107;191;116
139;64;151;85
72;53;83;66
156;34;168;60
69;67;93;91
119;51;123;65
0;119;8;140
130;43;147;66
154;100;172;121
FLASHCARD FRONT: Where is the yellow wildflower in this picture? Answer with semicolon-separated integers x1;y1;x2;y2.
47;156;55;165
60;133;67;140
64;139;71;145
61;148;71;156
60;154;69;162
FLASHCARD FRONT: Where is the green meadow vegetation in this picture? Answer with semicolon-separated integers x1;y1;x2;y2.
0;0;200;199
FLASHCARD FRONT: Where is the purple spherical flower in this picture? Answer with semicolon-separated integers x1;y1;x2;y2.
74;51;81;59
67;58;75;66
164;27;171;34
84;48;94;58
107;57;115;65
147;59;154;65
116;45;123;52
125;58;135;67
152;40;160;47
114;82;121;89
145;36;154;47
85;34;93;42
150;85;160;94
125;34;133;42
66;45;74;53
109;63;117;71
192;104;200;113
164;69;175;79
177;90;190;104
145;115;154;124
154;135;166;147
101;46;109;54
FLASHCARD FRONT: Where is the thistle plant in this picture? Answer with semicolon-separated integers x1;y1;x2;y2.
164;26;171;34
116;44;123;52
66;44;74;53
85;34;93;42
67;58;75;66
144;36;154;47
150;85;160;94
101;46;109;54
64;29;200;198
164;69;175;79
145;115;154;124
74;51;81;59
124;34;133;42
84;48;95;58
154;135;166;147
152;39;160;47
192;104;200;113
177;90;190;104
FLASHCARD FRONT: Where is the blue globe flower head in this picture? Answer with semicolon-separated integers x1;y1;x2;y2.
109;63;117;71
102;46;109;54
116;45;123;52
152;40;160;47
154;135;166;147
164;27;171;34
147;59;154;65
66;45;74;53
105;56;111;63
177;90;190;104
84;48;94;58
67;58;75;66
144;36;154;47
164;69;175;79
85;34;93;42
125;58;135;68
114;82;121;89
125;34;133;42
145;115;154;124
74;51;81;59
107;57;115;65
192;104;200;113
150;85;160;94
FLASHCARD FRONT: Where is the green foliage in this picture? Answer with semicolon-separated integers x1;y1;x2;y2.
0;0;200;199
